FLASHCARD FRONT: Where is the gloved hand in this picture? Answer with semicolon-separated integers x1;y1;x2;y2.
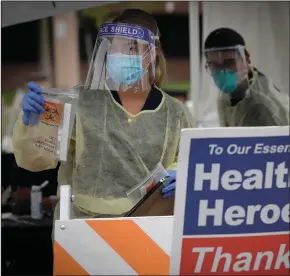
161;170;176;198
22;82;45;126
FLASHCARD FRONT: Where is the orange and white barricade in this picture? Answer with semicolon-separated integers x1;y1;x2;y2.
53;185;173;275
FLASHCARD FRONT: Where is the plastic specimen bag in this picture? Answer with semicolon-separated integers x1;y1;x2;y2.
27;87;79;162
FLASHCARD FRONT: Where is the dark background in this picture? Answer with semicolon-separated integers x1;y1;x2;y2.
2;13;201;63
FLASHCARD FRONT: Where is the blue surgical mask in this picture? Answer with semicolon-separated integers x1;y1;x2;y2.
106;53;147;86
213;70;239;94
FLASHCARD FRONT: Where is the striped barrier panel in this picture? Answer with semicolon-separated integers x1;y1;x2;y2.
54;216;173;275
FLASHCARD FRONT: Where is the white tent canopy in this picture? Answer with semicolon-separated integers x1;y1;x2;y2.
2;1;115;27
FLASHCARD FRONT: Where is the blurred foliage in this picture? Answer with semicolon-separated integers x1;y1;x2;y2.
162;81;190;92
2;90;16;106
2;90;16;132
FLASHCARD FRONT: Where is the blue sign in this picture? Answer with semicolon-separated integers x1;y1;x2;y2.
183;135;290;236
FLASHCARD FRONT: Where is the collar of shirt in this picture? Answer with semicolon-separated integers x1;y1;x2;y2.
110;86;163;111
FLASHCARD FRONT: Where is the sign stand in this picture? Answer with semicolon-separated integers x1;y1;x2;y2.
170;126;290;275
54;126;289;275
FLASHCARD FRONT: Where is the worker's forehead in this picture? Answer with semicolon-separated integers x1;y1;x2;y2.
109;36;148;46
206;50;238;61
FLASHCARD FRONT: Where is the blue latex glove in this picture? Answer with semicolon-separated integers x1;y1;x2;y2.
22;82;45;126
162;170;176;198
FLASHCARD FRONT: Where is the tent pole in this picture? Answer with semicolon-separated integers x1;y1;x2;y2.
188;1;200;123
39;18;51;79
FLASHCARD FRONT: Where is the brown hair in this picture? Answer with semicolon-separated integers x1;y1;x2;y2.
112;9;167;88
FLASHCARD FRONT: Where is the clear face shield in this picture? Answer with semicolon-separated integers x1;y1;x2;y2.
84;23;157;92
205;45;249;94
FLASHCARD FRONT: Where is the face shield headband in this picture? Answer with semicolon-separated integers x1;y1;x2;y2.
98;22;158;44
